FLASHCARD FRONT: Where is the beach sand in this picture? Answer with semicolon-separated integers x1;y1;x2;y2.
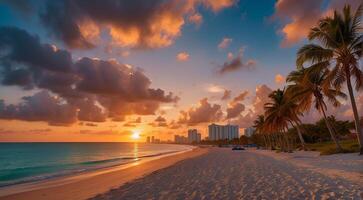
92;148;363;200
1;147;362;200
0;147;208;200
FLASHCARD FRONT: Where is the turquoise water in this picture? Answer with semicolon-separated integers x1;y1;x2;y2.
0;143;192;187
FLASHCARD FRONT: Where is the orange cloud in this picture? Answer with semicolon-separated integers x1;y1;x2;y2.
176;52;190;61
202;0;236;12
188;13;203;26
37;0;236;49
206;84;224;93
178;98;223;125
78;19;100;42
273;0;361;47
221;89;232;100
275;74;285;84
218;48;256;74
226;91;249;119
218;37;232;49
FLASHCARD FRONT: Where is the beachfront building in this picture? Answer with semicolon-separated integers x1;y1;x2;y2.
174;135;188;144
244;127;255;137
208;124;239;141
187;129;201;143
146;136;151;143
151;136;155;143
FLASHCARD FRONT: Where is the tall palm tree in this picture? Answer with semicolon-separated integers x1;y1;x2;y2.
253;115;269;149
296;4;363;154
286;66;347;151
264;89;300;152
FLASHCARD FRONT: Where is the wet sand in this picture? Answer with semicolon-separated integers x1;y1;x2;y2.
0;147;208;200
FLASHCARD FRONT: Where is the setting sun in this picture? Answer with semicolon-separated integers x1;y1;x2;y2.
131;130;141;140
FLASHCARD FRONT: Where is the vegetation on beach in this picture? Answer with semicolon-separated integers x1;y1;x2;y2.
254;4;363;154
306;139;359;155
198;116;357;155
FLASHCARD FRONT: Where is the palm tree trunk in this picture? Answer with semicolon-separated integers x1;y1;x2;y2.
278;132;284;152
262;134;267;148
346;74;363;155
319;101;343;152
272;133;277;150
283;129;292;153
290;121;306;150
270;133;276;150
267;134;273;150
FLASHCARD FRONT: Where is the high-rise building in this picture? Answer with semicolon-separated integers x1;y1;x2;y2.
244;127;255;137
146;136;150;143
188;129;200;143
174;135;188;144
208;124;239;141
151;136;155;143
197;133;201;143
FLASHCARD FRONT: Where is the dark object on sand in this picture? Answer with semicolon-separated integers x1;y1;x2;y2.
232;146;245;151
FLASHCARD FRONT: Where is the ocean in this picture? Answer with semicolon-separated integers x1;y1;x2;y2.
0;143;193;187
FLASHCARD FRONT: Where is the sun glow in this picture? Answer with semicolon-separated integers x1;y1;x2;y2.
131;130;141;140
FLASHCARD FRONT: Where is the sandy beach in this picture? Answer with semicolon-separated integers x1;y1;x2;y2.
0;148;207;200
1;147;362;200
92;148;363;200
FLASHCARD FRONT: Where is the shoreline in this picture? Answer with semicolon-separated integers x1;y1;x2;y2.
0;147;208;200
0;144;195;188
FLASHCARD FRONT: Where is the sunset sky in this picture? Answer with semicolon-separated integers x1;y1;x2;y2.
0;0;362;142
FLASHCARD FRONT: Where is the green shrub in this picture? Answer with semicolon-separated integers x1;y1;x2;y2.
306;139;359;155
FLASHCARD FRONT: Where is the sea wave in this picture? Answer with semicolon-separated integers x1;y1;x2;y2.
0;148;190;187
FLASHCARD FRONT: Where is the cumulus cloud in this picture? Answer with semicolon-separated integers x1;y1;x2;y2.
0;0;234;49
230;85;273;127
218;48;256;74
218;37;232;49
0;27;178;125
231;91;249;104
188;13;203;26
176;52;190;61
272;0;361;47
275;74;285;84
76;98;108;122
122;117;142;127
178;98;223;125
226;103;245;119
202;0;236;12
221;89;232;100
149;115;168;127
252;84;273;115
168;120;181;129
0;91;77;126
226;91;248;119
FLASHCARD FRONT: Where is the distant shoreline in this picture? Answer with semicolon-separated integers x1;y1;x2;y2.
0;147;206;200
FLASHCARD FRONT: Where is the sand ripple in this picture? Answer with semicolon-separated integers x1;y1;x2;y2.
91;148;363;200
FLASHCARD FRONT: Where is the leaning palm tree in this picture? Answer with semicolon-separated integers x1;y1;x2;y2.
286;66;347;151
264;89;300;152
296;4;363;154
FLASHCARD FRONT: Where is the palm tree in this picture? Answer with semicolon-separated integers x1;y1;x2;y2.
296;4;363;154
264;89;300;152
286;66;347;151
253;115;270;149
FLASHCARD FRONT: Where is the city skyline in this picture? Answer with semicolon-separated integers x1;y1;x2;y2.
0;0;362;142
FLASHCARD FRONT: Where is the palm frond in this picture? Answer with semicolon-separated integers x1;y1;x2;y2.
296;44;333;68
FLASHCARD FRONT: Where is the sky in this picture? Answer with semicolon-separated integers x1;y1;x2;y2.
0;0;362;142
